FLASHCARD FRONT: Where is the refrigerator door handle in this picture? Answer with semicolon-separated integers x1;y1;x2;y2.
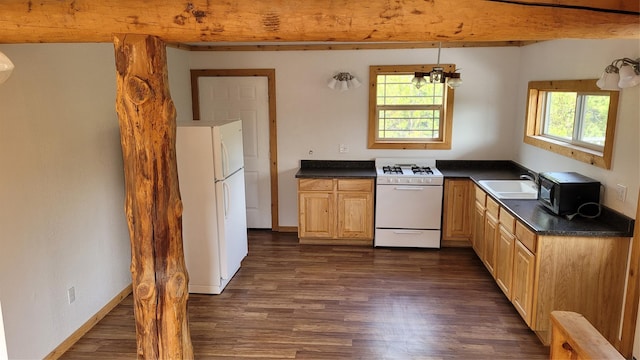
223;181;230;218
221;140;229;178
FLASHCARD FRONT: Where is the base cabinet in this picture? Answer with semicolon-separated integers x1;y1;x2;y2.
495;225;515;298
442;179;472;247
298;189;335;239
532;235;629;346
472;186;630;350
512;239;535;326
482;197;499;277
298;178;374;245
471;186;486;257
337;192;373;239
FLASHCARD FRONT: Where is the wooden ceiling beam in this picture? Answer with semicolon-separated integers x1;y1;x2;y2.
491;0;639;14
0;0;637;44
177;41;537;51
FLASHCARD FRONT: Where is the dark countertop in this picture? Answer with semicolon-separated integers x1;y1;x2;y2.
437;160;635;238
295;160;376;179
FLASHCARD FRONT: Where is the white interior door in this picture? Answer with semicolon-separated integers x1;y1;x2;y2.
198;77;271;229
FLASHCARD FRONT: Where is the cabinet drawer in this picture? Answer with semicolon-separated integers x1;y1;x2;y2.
337;179;373;192
474;185;486;206
486;197;499;217
499;208;515;233
515;221;537;253
299;178;334;191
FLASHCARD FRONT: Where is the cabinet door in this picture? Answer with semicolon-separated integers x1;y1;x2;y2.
472;200;485;257
512;240;535;326
337;192;373;239
483;211;498;277
495;225;515;299
298;191;335;239
442;179;472;242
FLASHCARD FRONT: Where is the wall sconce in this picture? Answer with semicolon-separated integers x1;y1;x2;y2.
0;51;15;84
596;57;640;90
412;42;462;89
328;72;362;91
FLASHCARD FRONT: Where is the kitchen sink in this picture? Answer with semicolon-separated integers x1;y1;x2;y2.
478;180;538;199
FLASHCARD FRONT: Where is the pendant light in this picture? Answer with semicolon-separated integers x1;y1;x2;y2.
412;43;462;89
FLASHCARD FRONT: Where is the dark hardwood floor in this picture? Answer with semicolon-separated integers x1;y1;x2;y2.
61;230;549;359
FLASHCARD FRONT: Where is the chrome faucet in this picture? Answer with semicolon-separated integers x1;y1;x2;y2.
520;170;538;184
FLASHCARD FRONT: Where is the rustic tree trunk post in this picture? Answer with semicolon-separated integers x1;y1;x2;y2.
113;34;193;359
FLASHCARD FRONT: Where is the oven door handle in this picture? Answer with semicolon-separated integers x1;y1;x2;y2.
392;186;425;191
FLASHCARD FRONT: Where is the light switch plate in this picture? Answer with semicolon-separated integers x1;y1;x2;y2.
615;184;627;202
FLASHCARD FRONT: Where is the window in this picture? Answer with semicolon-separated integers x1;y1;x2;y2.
368;65;455;149
525;80;619;169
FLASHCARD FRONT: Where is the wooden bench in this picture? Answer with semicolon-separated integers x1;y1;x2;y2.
550;311;624;359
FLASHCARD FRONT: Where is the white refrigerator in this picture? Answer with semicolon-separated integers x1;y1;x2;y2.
176;119;248;294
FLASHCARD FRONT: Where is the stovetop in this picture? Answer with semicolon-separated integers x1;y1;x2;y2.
380;165;437;175
375;158;443;185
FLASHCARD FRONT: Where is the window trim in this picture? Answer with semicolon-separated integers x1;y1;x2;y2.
524;79;619;169
368;64;455;150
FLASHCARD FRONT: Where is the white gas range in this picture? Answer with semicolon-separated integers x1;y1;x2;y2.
374;158;444;248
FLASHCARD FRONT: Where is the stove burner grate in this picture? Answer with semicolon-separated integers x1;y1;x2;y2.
383;166;403;174
411;166;434;175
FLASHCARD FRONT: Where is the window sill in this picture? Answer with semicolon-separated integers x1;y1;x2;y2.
524;135;611;169
368;140;451;150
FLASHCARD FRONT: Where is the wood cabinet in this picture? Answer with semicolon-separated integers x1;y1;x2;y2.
482;197;499;277
471;185;486;257
298;178;374;245
533;235;629;346
442;179;472;247
472;185;630;348
512;229;535;326
495;208;515;299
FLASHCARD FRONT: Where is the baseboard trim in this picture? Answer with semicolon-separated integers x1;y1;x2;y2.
44;283;133;360
441;239;473;248
277;226;298;233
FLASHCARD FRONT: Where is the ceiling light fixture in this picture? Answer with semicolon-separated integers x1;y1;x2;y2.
327;72;362;91
0;51;15;84
412;42;462;89
596;57;640;90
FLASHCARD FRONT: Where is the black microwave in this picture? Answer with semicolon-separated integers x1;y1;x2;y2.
537;172;601;216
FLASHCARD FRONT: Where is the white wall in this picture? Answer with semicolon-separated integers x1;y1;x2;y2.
189;47;522;226
514;39;639;217
167;47;194;122
0;44;131;359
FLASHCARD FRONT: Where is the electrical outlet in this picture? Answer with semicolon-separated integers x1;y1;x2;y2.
615;184;627;202
339;144;349;153
67;286;76;304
